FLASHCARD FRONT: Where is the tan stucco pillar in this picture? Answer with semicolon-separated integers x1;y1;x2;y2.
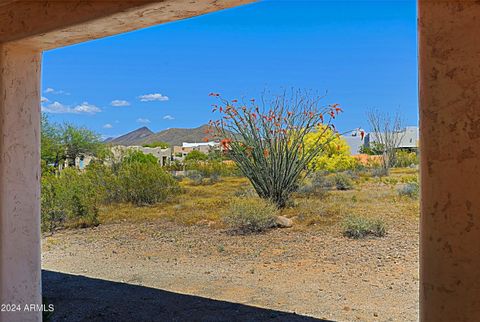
0;43;42;321
419;1;480;321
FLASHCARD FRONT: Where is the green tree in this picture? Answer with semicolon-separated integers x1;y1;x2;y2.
41;114;63;167
142;141;170;149
185;150;208;161
61;123;103;166
41;114;106;168
123;150;158;165
366;109;404;174
208;149;227;161
359;142;384;155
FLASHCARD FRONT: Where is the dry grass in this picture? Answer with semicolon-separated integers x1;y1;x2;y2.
99;169;419;231
99;177;249;226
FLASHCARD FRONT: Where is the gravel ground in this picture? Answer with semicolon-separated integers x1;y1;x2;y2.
42;219;419;321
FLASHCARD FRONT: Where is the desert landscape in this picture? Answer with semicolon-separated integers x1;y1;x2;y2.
42;169;419;321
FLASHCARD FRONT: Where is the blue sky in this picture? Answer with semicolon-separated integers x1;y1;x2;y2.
41;0;417;138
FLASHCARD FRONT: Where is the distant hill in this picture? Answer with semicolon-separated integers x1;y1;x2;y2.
103;137;115;143
105;125;213;147
106;126;154;146
143;125;212;146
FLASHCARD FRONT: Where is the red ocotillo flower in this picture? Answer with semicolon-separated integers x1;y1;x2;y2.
221;138;232;150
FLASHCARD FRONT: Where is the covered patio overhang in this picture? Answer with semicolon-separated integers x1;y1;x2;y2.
0;1;477;321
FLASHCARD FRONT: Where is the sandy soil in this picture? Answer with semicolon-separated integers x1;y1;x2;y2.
42;219;419;321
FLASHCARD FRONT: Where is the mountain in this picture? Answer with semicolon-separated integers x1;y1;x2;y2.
103;137;115;143
105;125;213;147
143;125;212;147
106;126;154;146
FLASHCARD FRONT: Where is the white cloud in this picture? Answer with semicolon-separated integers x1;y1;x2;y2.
136;118;151;124
41;101;70;114
41;101;101;115
139;93;169;102
41;96;49;103
44;87;69;95
110;100;130;107
72;102;101;114
103;123;113;129
163;115;175;120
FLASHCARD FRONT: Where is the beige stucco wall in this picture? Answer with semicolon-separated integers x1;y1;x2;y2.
0;43;42;321
419;1;480;321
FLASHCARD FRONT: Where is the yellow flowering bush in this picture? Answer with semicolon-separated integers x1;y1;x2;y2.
304;125;359;172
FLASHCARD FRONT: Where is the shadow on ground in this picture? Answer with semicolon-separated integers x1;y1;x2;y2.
43;270;332;322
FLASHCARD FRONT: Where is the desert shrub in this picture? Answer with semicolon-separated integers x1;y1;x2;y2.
343;215;386;239
57;169;100;228
234;186;258;198
41;168;100;232
85;162;120;203
187;161;220;181
166;160;184;171
123;150;158;165
116;162;180;206
311;171;335;188
208;172;221;184
341;170;359;181
223;198;277;234
185;160;239;185
296;171;331;197
371;167;388;177
186;160;240;177
296;182;319;196
331;173;354;190
398;182;419;199
395;150;418;168
186;170;205;185
400;175;418;184
185;150;208;162
41;173;67;233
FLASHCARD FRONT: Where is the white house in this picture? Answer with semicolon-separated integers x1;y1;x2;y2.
364;126;419;150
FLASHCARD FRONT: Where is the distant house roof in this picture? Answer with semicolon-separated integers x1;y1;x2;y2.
365;126;419;149
342;126;419;154
182;141;219;148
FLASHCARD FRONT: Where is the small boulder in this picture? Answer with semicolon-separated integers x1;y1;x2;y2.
275;215;293;228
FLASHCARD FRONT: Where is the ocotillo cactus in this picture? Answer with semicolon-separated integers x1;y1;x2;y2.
208;90;342;208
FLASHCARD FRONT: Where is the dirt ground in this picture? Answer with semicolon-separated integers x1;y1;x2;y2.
42;217;419;321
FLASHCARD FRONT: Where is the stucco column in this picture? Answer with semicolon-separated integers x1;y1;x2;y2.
419;1;480;321
0;43;42;321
